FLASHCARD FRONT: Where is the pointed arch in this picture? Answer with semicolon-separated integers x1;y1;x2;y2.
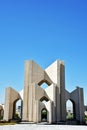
13;99;23;120
38;79;51;86
40;96;49;102
41;108;47;122
66;99;76;120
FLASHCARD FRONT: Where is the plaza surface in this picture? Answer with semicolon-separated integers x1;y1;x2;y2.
0;124;87;130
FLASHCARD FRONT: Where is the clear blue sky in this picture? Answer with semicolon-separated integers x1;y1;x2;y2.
0;0;87;104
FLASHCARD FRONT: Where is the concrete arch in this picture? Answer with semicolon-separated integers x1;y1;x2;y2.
4;87;21;121
41;108;48;122
35;84;50;101
66;99;76;119
38;79;51;86
39;101;50;123
38;71;52;86
40;96;49;102
13;98;22;120
65;90;70;102
65;87;85;123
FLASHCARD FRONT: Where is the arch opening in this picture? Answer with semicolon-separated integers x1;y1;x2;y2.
41;82;48;89
41;108;47;122
0;106;4;120
40;96;49;103
13;99;23;120
38;81;49;90
66;99;76;120
38;79;51;87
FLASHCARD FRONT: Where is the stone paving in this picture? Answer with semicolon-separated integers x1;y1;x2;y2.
0;124;87;130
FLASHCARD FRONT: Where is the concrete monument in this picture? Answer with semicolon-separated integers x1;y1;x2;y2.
4;60;85;123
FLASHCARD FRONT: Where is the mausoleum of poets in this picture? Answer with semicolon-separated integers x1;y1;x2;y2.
4;60;85;124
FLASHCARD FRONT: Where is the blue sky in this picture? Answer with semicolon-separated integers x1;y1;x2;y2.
0;0;87;104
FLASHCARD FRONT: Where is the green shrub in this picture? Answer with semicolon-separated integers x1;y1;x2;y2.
85;115;87;121
0;116;3;120
14;113;20;120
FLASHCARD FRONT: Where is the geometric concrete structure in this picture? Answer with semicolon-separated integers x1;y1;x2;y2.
4;60;85;123
65;87;85;123
23;60;66;123
4;87;21;121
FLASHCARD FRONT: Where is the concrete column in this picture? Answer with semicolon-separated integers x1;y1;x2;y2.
60;62;66;121
78;87;85;123
22;61;30;121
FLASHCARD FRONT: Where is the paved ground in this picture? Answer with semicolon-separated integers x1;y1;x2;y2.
0;124;87;130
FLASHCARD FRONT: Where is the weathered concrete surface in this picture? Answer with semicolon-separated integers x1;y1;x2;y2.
4;87;21;121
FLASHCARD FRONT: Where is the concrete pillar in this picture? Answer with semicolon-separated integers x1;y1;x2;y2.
45;60;66;122
77;87;85;123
